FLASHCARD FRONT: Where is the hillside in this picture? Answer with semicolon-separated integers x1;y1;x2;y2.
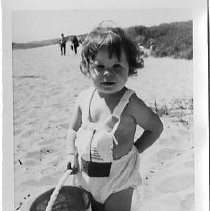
13;21;193;59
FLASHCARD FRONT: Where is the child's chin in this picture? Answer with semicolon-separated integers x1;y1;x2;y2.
99;87;124;94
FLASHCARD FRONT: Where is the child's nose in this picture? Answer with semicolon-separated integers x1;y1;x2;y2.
103;69;114;78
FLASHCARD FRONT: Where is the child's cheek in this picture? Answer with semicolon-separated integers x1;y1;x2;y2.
90;71;101;82
117;71;128;81
89;69;96;78
90;69;98;76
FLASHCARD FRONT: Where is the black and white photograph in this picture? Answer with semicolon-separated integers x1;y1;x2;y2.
2;0;209;211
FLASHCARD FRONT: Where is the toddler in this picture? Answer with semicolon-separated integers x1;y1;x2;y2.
66;23;163;211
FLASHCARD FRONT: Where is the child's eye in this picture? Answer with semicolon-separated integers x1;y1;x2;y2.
113;64;122;69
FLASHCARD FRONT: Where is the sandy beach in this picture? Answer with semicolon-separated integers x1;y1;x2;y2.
12;44;194;211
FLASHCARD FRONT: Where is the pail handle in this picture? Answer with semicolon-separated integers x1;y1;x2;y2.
45;169;73;211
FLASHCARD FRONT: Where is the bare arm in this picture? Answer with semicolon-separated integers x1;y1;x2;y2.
66;97;82;155
130;94;163;153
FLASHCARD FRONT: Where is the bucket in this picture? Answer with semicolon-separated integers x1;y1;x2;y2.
29;170;91;211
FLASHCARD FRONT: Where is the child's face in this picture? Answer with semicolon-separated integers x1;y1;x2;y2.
89;48;129;95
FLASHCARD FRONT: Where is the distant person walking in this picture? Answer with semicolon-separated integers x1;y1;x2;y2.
59;33;67;56
71;36;79;54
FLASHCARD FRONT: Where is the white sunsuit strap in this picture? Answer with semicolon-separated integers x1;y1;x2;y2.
112;89;134;119
83;87;96;122
111;89;134;145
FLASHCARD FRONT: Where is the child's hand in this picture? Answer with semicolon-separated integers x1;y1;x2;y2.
66;154;79;173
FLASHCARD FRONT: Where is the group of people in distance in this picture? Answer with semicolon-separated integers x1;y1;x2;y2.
59;33;79;56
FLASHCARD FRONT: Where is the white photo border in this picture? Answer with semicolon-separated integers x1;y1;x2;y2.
2;0;209;211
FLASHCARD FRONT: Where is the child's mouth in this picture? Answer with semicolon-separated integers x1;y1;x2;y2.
101;82;116;86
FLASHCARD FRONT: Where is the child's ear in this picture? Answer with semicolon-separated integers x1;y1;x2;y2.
80;63;90;78
82;192;91;209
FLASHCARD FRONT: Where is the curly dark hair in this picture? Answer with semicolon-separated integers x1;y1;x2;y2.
80;25;141;76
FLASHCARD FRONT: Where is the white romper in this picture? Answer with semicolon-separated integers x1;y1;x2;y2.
74;87;142;204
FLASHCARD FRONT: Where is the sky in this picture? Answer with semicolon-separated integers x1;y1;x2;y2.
12;9;192;42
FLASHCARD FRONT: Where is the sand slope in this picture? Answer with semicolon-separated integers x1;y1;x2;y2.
12;45;194;211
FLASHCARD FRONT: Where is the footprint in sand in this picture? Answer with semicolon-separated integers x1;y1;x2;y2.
158;135;186;148
178;128;189;136
37;138;55;146
14;129;23;136
155;172;194;193
155;148;184;162
55;122;69;131
24;159;38;166
22;176;57;187
25;150;42;160
180;192;195;210
184;160;194;169
25;148;55;160
20;130;38;139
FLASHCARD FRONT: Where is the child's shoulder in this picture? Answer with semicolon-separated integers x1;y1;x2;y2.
128;90;142;104
127;90;150;113
76;87;94;105
78;87;94;97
